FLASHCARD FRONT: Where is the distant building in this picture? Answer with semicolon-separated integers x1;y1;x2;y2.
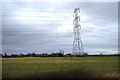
59;50;64;54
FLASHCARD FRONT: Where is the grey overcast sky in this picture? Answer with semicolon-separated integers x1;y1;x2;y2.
2;1;118;54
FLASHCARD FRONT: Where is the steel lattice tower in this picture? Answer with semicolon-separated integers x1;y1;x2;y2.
72;8;84;56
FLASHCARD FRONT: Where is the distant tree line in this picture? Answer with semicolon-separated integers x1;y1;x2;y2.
2;52;64;58
2;52;89;58
2;52;119;58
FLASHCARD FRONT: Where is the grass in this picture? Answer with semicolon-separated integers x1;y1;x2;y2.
2;56;119;78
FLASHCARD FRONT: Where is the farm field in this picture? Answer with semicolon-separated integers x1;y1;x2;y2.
2;56;119;78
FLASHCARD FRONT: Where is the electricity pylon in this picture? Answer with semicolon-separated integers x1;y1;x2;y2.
72;8;84;56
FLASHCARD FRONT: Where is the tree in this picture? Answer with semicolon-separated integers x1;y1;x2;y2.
4;53;8;57
83;52;88;57
27;53;32;57
57;53;64;57
11;54;18;57
32;53;36;57
19;53;24;57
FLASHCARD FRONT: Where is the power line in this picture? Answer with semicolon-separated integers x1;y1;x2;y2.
2;9;115;21
2;10;72;13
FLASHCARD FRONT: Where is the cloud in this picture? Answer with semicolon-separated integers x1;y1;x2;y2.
2;0;120;2
2;2;118;54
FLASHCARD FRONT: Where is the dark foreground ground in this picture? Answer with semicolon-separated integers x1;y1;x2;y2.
2;56;120;79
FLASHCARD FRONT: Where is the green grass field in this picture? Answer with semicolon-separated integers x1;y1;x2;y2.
2;56;119;78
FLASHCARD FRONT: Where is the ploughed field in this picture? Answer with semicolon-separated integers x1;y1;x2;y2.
2;56;119;78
